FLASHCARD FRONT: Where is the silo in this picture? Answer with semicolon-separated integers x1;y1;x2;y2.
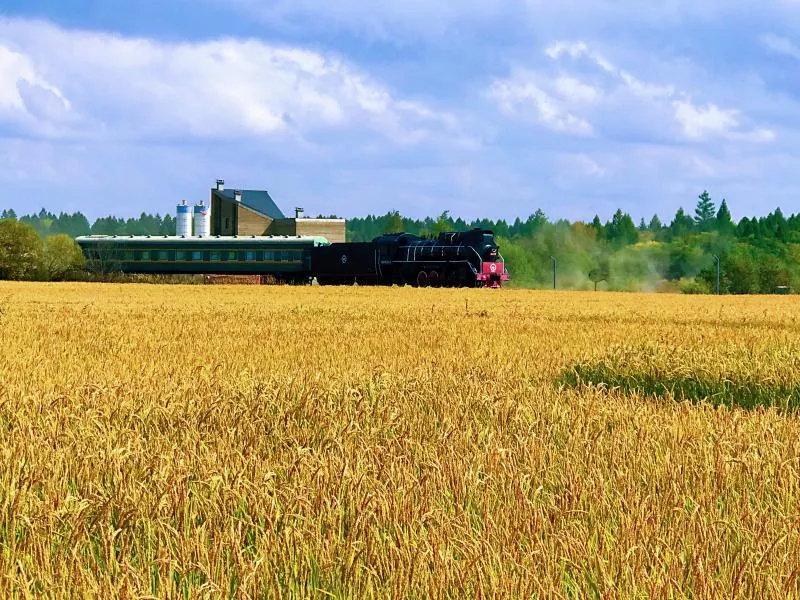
176;200;193;237
194;201;211;237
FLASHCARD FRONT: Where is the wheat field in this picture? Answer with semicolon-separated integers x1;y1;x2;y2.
1;282;799;598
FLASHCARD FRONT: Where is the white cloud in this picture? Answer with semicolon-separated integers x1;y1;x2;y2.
562;153;607;178
673;101;739;139
673;100;776;142
553;76;602;103
488;73;595;135
0;45;72;133
0;18;457;144
492;40;776;145
546;40;675;100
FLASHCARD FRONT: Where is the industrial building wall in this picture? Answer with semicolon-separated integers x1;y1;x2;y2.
266;219;295;238
268;219;346;243
212;196;237;236
237;206;272;236
297;219;346;243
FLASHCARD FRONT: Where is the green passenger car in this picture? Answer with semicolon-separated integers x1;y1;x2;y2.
76;235;330;280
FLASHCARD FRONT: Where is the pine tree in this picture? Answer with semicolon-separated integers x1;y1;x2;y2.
590;215;605;237
716;199;734;234
648;214;662;231
671;207;695;237
384;211;404;234
606;209;638;247
695;190;716;230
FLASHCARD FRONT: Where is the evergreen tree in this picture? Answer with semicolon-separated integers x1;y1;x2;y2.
716;199;734;234
737;217;755;238
384;211;404;234
670;207;695;238
648;214;662;231
432;211;453;236
529;209;548;230
695;190;716;230
605;209;638;247
590;215;605;238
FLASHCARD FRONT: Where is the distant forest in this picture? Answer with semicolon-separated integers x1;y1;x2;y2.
2;190;799;293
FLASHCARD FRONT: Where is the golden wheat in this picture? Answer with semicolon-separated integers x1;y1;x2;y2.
1;283;799;598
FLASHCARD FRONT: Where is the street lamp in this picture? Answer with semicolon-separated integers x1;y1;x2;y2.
713;255;721;295
551;256;557;290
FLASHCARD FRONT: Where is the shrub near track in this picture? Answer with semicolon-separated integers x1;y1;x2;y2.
1;284;800;598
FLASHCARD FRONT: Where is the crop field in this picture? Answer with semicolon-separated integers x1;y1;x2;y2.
2;282;800;598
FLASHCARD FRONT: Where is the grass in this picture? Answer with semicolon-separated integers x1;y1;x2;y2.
1;284;800;597
562;344;800;410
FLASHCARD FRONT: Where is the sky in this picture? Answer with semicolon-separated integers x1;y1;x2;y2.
1;1;799;222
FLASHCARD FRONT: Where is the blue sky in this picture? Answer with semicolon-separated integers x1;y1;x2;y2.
1;1;799;222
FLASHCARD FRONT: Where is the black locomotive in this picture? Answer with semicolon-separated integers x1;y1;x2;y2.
312;228;509;288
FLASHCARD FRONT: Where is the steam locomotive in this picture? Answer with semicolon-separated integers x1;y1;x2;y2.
76;228;509;288
313;229;509;288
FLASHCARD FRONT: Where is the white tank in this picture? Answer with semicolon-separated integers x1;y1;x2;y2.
194;202;211;237
176;200;192;237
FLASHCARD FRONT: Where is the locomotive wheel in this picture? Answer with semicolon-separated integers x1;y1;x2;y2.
428;270;440;287
416;271;429;288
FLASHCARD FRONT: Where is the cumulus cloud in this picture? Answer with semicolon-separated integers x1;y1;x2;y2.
489;40;775;145
673;100;776;142
0;18;457;144
0;45;72;134
488;71;595;135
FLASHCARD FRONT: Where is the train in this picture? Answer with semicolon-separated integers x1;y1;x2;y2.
76;228;510;288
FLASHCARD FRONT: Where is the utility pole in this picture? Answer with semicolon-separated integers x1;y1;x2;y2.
551;256;557;290
713;255;721;295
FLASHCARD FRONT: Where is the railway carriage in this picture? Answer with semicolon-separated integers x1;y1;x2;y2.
76;235;329;282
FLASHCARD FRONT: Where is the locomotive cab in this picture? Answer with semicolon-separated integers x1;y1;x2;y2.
436;228;509;287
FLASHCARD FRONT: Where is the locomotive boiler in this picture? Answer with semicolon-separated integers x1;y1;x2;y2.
312;229;509;288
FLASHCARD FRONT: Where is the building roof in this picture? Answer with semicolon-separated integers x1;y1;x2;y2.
212;189;286;220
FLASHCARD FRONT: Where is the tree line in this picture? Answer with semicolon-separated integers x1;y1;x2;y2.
0;209;176;239
346;192;800;293
2;193;799;292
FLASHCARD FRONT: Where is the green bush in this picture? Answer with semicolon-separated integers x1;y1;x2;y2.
0;219;43;280
43;234;86;280
679;278;711;295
